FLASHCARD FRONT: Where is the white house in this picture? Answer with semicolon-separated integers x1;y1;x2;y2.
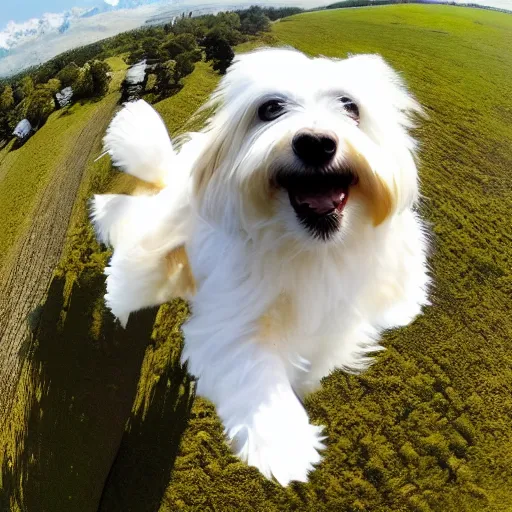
13;119;32;141
56;86;73;108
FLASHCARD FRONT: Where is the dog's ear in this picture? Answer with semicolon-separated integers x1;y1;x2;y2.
345;54;424;125
342;54;423;216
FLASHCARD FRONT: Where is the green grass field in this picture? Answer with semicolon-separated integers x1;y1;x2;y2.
0;58;129;272
160;7;512;511
0;101;106;269
1;5;511;512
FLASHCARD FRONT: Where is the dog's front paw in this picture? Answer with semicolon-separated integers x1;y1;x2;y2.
226;391;325;486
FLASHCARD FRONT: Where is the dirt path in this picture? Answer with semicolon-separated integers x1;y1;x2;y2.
0;94;119;423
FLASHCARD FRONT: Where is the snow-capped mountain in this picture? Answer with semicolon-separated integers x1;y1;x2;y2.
0;1;168;53
0;9;88;52
0;1;179;76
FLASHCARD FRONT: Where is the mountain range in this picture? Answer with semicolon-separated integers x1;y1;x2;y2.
0;1;168;53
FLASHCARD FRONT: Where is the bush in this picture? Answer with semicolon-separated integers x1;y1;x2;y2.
73;64;94;99
0;86;14;112
238;6;271;35
174;53;196;80
155;61;180;98
163;33;199;60
57;63;80;88
26;87;55;127
89;60;111;97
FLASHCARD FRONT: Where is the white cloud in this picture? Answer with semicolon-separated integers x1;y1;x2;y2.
104;0;120;6
0;9;89;51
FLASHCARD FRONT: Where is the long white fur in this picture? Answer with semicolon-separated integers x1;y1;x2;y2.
103;99;175;186
91;48;430;486
90;106;205;325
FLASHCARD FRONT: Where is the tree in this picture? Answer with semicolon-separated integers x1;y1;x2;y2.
0;86;14;111
174;52;195;80
89;60;111;97
155;60;179;98
163;36;185;60
73;64;94;99
203;33;234;75
175;33;198;52
26;87;55;127
15;76;35;102
45;78;62;95
172;17;207;38
57;62;80;88
239;6;270;35
73;61;111;100
162;32;199;61
127;48;146;65
0;112;10;140
215;12;241;32
259;7;303;21
35;61;60;85
204;23;242;46
141;37;164;60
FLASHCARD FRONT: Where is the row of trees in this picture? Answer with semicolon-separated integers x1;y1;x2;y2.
0;60;111;141
0;5;302;141
127;7;273;100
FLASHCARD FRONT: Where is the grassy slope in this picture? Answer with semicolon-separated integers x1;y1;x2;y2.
155;61;220;136
0;102;105;270
56;56;129;270
0;56;129;272
50;59;220;433
159;6;512;512
0;62;222;512
49;8;512;512
0;58;129;510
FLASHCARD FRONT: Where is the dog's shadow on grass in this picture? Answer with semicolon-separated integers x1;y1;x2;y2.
0;270;194;512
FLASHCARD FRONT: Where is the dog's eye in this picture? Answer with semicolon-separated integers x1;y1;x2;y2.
258;100;285;122
339;96;360;121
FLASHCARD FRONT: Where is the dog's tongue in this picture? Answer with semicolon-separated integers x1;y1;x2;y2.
296;189;347;214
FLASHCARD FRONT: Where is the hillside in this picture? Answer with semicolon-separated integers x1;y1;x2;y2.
1;5;511;512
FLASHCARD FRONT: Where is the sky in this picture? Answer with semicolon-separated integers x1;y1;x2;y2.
0;1;100;26
3;0;512;21
1;0;511;35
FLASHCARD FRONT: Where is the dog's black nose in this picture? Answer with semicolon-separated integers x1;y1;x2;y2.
292;131;337;167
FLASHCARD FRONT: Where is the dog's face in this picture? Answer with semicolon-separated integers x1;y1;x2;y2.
193;48;422;244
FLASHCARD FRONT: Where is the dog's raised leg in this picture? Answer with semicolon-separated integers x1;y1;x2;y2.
181;311;325;486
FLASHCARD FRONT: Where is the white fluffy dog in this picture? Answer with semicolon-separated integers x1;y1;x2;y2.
91;47;430;486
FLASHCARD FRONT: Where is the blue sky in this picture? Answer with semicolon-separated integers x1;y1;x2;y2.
0;0;98;26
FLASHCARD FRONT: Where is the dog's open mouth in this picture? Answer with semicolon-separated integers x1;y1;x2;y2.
275;170;357;240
